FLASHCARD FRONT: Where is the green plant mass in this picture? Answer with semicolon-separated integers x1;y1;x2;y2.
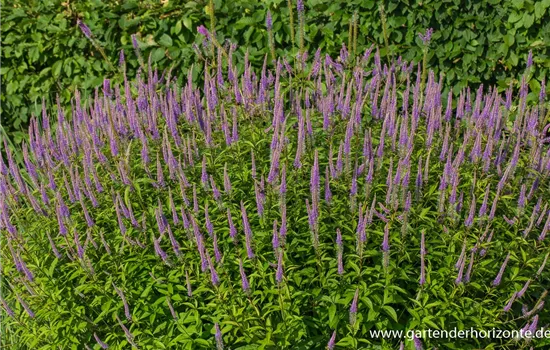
1;1;550;350
1;0;550;145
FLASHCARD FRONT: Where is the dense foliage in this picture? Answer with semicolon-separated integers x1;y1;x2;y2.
2;24;550;348
2;0;550;146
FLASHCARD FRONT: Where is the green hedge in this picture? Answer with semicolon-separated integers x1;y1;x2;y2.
2;0;550;144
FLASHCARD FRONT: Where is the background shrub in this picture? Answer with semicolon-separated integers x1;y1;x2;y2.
1;0;550;146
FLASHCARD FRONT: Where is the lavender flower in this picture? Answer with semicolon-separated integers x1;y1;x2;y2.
186;270;193;297
239;258;250;293
272;219;280;252
77;19;93;39
527;50;533;68
413;334;423;350
227;208;237;240
215;323;224;350
324;166;332;204
0;296;14;318
241;201;255;259
517;279;531;299
418;28;433;46
503;292;517;312
381;223;390;267
94;333;109;349
492;252;511;287
327;330;336;350
349;288;359;326
297;0;305;14
119;49;125;67
197;25;210;38
336;229;344;275
113;284;132;321
266;10;273;30
276;250;284;284
223;163;232;194
116;315;138;348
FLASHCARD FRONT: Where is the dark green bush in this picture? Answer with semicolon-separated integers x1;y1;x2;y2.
1;0;550;146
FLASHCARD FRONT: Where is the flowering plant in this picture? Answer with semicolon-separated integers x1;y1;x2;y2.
1;22;549;350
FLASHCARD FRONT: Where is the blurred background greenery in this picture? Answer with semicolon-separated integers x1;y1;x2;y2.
1;0;549;147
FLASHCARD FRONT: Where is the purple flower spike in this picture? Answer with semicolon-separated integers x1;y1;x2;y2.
227;208;237;240
418;28;433;46
276;250;284;284
492;252;511;287
15;294;35;318
527;50;533;68
272;219;280;251
266;10;273;30
131;34;139;50
215;323;224;350
77;19;93;39
197;25;210;38
336;229;344;275
241;201;255;259
413;334;423;350
119;49;125;67
94;333;109;349
0;296;14;318
503;292;517;312
297;0;305;14
349;288;359;326
239;258;250;293
381;223;390;252
186;270;193;297
327;330;336;350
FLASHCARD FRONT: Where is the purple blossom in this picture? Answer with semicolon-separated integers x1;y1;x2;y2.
527;50;533;68
197;25;210;38
337;229;344;275
503;292;517;312
0;296;14;317
77;19;93;39
119;49;125;67
517;279;531;299
327;331;336;350
116;315;137;348
227;208;237;240
297;0;304;14
381;223;390;252
418;28;433;46
272;219;280;251
186;270;193;297
94;333;109;349
215;323;224;350
166;298;178;320
413;334;423;350
241;201;255;259
276;250;284;284
239;258;250;293
492;252;511;287
349;288;359;326
266;10;273;30
223;163;232;194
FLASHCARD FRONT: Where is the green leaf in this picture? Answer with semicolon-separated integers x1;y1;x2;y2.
382;305;398;323
183;17;192;30
52;60;63;77
151;48;166;62
159;34;173;47
522;13;534;28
